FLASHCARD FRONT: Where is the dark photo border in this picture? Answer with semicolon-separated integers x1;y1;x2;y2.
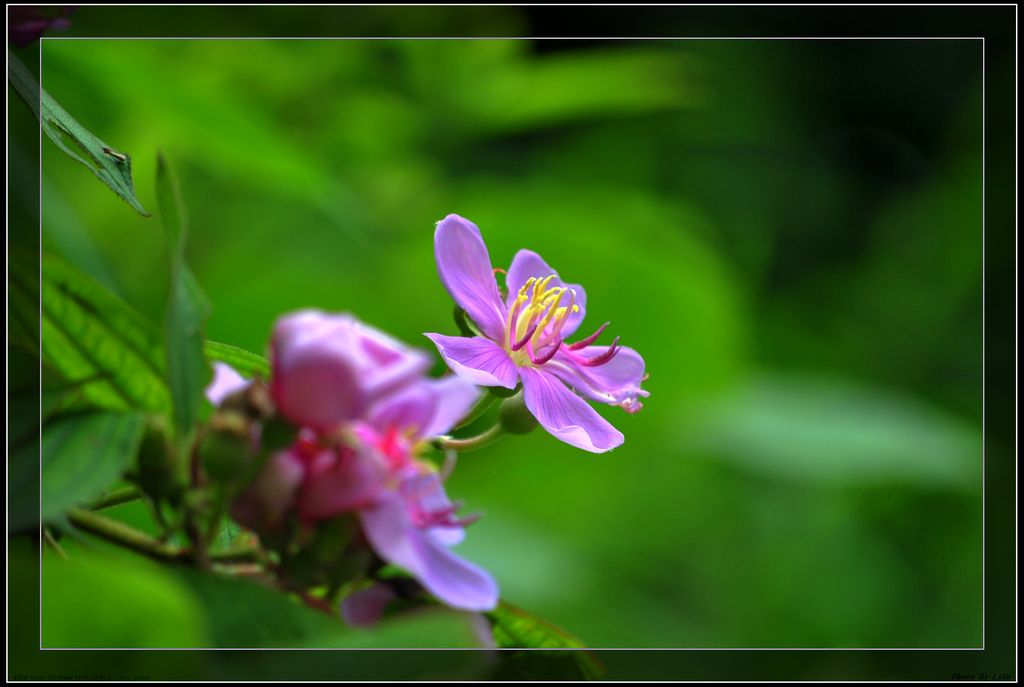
7;4;1016;681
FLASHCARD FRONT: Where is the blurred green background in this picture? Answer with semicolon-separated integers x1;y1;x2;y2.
37;28;982;649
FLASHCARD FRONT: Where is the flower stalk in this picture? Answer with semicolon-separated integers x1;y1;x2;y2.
434;424;505;453
452;392;499;430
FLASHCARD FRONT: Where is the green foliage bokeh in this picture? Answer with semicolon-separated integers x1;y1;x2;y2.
34;33;982;649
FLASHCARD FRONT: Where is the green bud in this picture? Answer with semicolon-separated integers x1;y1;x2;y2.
499;391;537;435
200;429;251;484
453;306;483;338
134;426;186;504
488;383;519;399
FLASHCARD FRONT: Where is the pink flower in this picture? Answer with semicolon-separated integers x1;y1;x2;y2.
228;446;306;533
270;311;432;434
206;314;498;613
296;375;498;612
426;214;649;453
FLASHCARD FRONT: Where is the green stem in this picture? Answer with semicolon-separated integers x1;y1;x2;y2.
90;486;142;511
435;424;505;453
184;441;211;568
208;543;263;563
68;507;182;561
452;393;498;431
44;528;68;560
69;508;268;574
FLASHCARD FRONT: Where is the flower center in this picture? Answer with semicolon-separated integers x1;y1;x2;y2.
503;275;579;366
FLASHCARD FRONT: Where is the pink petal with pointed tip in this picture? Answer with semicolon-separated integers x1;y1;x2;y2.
360;493;499;612
519;367;624;453
424;334;519;390
434;215;507;341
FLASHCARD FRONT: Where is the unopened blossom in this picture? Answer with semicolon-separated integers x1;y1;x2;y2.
426;214;649;453
204;314;498;613
229;445;306;533
341;582;497;648
270;311;432;434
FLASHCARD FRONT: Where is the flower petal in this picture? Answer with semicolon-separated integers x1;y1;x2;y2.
229;448;306;532
367;376;480;440
367;383;437;438
271;311;431;433
421;376;481;438
546;345;650;412
205;362;248;406
360;493;499;612
402;471;466;548
434;215;507;341
424;334;519;390
519;367;624;453
340;583;396;628
298;446;387;521
505;249;587;338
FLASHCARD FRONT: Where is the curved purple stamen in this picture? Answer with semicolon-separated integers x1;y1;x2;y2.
506;298;525;348
579;336;620;367
511;321;540;351
528;339;562;366
568;321;610;351
414;503;481;530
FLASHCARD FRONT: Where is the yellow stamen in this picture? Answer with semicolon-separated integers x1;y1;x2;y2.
504;274;574;365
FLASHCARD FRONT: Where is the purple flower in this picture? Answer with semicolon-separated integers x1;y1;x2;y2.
341;583;397;627
229;444;306;533
206;313;498;613
270;310;432;434
8;6;77;47
297;375;498;613
426;214;649;453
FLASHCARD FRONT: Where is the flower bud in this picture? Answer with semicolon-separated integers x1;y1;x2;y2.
270;311;431;433
453;305;481;337
229;448;305;534
498;392;537;435
200;420;252;484
135;427;186;504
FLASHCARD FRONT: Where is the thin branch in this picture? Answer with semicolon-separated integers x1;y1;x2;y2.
67;507;183;561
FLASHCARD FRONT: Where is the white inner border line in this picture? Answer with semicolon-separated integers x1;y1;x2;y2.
30;34;993;654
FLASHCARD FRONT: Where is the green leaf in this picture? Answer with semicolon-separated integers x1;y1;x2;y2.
487;601;605;680
204;340;270;380
157;154;211;438
173;568;482;649
41;411;146;523
173;567;347;648
43;551;206;648
9;50;149;216
460;48;704;135
12;252;171;414
687;374;982;490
